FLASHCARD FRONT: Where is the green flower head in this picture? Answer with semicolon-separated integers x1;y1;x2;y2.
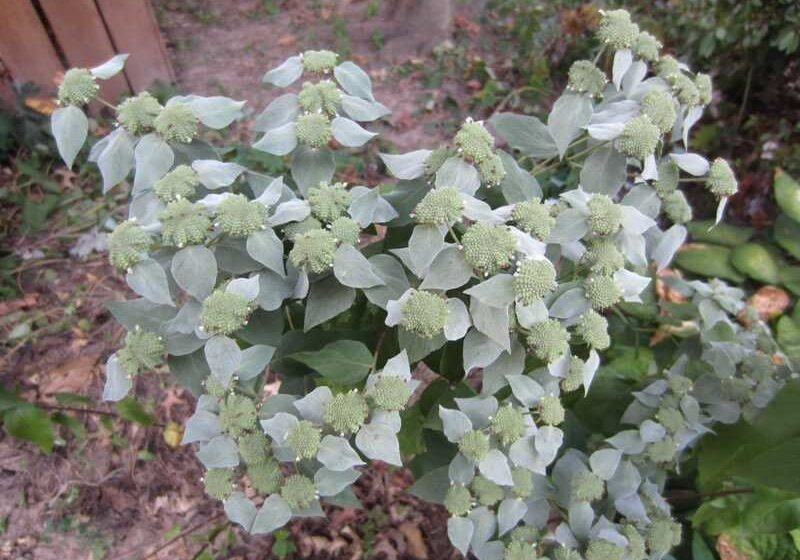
424;146;455;177
219;394;258;438
490;404;527;446
296;112;332;148
695;73;712;106
159;198;211;247
289;229;337;274
741;351;776;381
671;73;700;107
324;390;368;435
215;194;268;237
654;159;680;197
471;476;504;506
575;310;610;350
108;220;151;271
400;290;448;339
584;239;624;275
514;258;557;305
117;92;162;135
302;50;338;73
117;328;164;376
153;165;199;202
444;484;472;516
204;468;235;500
284;216;322;241
623;525;647;560
538;395;565;426
512;198;555;240
286;420;322;460
154;102;199;143
201;290;253;336
510;525;539;544
561;356;585;393
667;375;693;396
511;467;533;499
248;459;283;494
527;319;570;363
633;31;662;62
238;432;270;466
554;547;583;560
368;375;412;411
641;90;677;134
596;9;640;50
298;80;342;115
647;519;682;552
586;539;625;560
328;216;360;245
478;152;506;185
414;186;463;225
721;377;752;402
567;60;607;97
204;375;229;399
281;474;317;509
656;406;684;434
587;194;622;236
308;181;351;222
647;436;677;463
462;223;517;276
454;119;494;164
617;115;661;160
662;190;692;224
585;275;622;310
458;429;490;462
657;55;681;81
574;471;604;502
505;540;538;560
707;158;738;198
58;68;98;106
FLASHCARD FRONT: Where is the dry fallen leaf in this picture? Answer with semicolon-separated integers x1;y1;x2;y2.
716;533;748;560
738;285;791;323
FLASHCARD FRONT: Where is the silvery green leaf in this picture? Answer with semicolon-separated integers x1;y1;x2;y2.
318;435;365;471
669;152;709;176
98;128;134;192
641;154;659;181
133;133;173;194
355;422;402;466
547;94;593;159
175;95;245;129
447;517;474;556
488;113;558;159
252;494;292;534
108;298;177;331
682;105;704;147
621;60;648;94
348;186;399;226
267;199;311;226
612;49;633;89
444;298;471;341
580;144;627;195
715;197;728;225
293;499;324;518
293;386;332;424
409;224;446;275
506;375;544;407
191;160;245;189
455;396;498;429
640;419;667;443
470;507;497;549
436;156;480;195
498;150;542;202
461;195;505;225
439;406;472;442
129;191;163;228
127;258;174;306
589;448;622;480
622;184;661;217
618;229;647;268
621;205;656;234
103;353;131;401
516;299;549;328
304;276;356;331
470;299;511;351
474;542;505;560
590;99;638;125
408;466;450;504
555;523;579;547
315;467;361;496
205;335;241;385
363;255;409;309
548;287;590;320
238;345;275;381
291;146;335;195
508;436;537;470
379;150;431;180
89;134;111;163
535;426;563;460
614;269;651;302
583;350;600;395
253;122;297;156
197;435;239;468
478;449;513;485
333;245;385;288
419;246;473;291
90;53;129;79
331;116;376;147
227;275;260;300
253;175;285;206
652;224;687;271
482;340;524;395
263;55;303;87
183;408;220;444
586;122;625;140
546;209;588;244
463;329;505;373
247;228;285;277
390;248;422;278
335;61;375;100
381;350;411;378
171;246;217;300
257;270;292;311
51;106;88;169
398;328;445;362
607;430;646;454
371;409;402;433
165;329;203;356
261;412;299;447
607;460;641;499
340;94;391;122
252;93;299;132
569;502;594;540
615;493;648;523
498;498;527;536
224;492;257;532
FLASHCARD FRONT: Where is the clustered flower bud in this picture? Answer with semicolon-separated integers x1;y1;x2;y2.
633;31;662;62
573;470;604;502
587;194;622;236
640;90;677;134
575;310;610;350
555;546;584;560
617;115;661;160
706;158;738;198
538;395;565;426
289;229;337;273
561;357;585;392
238;432;270;465
296;113;332;148
512;198;555;240
695;73;712;106
671;73;700;107
328;216;360;245
400;290;448;339
567;60;607;97
511;467;533;499
458;429;490;462
527;319;570;363
159;199;212;247
505;541;538;560
584;239;624;275
324;390;368;434
662;190;692;224
444;484;472;516
646;519;682;553
477;152;505;186
298;80;341;115
219;394;258;438
657;56;681;81
514;258;557;305
424;146;454;177
368;375;411;411
414;186;463;225
656;406;684;434
204;467;235;500
154;102;199;143
490;404;526;446
462;223;517;275
586;539;625;560
201;290;253;335
281;474;317;509
596;9;639;50
108;220;151;271
585;275;622;310
654;159;680;197
153;165;199;202
117;328;164;375
215;194;268;237
454;120;495;164
647;436;677;463
204;375;228;398
286;420;322;460
471;476;503;506
248;459;283;494
302;50;338;73
308;181;351;222
58;68;98;106
117;92;163;135
284;216;322;241
623;525;647;560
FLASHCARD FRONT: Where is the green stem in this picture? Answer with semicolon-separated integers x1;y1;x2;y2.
284;306;296;330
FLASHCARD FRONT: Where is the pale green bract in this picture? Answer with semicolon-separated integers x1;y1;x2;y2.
53;15;794;559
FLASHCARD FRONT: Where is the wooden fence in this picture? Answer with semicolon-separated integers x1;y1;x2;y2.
0;0;173;102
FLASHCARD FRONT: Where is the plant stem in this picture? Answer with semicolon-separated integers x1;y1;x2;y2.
371;331;387;373
38;403;166;428
284;306;296;330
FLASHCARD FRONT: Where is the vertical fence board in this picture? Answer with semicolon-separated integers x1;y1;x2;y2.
96;0;174;92
0;0;64;94
38;0;130;102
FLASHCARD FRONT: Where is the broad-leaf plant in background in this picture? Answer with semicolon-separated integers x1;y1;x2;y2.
50;10;797;559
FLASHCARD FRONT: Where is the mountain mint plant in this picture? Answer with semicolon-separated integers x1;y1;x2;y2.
52;14;796;559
